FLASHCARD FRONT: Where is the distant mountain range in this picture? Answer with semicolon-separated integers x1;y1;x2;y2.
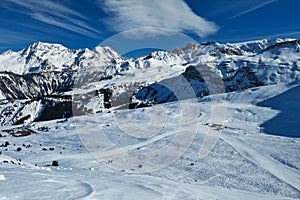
0;38;299;126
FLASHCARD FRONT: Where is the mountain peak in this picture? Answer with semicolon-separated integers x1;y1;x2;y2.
26;42;68;52
0;42;124;74
20;42;70;59
93;45;123;62
1;49;15;56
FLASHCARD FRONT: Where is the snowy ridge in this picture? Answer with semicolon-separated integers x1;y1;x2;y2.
120;38;300;106
0;42;123;74
0;38;299;123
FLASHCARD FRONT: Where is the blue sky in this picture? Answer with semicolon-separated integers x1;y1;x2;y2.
0;0;300;55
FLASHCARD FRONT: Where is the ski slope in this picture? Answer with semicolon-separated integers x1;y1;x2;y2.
1;82;300;199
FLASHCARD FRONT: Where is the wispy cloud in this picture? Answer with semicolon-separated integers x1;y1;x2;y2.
98;0;218;38
228;0;278;20
2;0;102;38
4;0;87;19
30;13;100;39
0;29;37;44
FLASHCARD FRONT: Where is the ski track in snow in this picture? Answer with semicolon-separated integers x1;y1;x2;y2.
0;77;299;198
221;134;300;191
0;166;294;200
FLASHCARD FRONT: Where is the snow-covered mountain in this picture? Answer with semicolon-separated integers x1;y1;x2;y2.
134;38;300;105
0;38;299;125
0;38;300;199
0;42;122;74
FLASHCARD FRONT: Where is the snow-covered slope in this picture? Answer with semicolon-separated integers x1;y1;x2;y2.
0;38;300;199
0;82;299;199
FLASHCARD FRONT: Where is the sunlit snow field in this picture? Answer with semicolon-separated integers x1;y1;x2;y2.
1;82;299;199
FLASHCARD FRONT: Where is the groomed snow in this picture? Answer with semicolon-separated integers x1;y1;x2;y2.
0;82;299;199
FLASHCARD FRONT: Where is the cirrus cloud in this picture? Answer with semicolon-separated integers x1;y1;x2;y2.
98;0;218;38
228;0;278;20
1;0;102;39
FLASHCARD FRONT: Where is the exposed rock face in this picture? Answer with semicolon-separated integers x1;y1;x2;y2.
0;71;74;99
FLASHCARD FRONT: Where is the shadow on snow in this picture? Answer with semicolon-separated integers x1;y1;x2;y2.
257;85;300;138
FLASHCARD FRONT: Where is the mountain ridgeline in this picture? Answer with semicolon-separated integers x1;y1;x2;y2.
0;38;299;125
